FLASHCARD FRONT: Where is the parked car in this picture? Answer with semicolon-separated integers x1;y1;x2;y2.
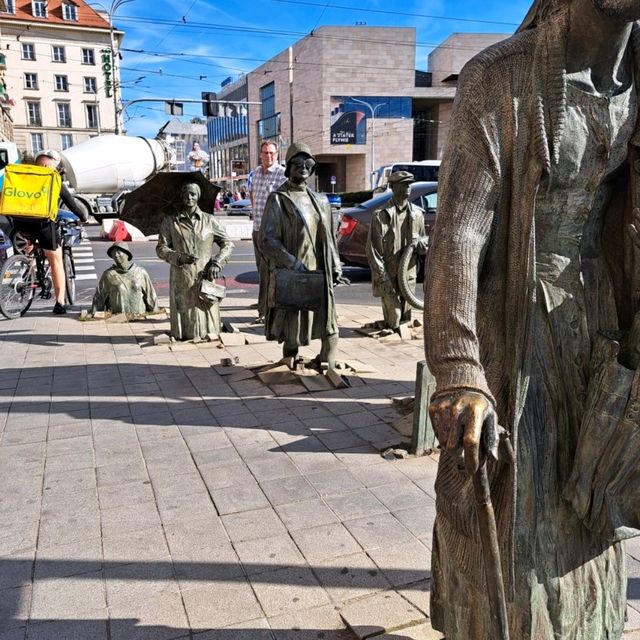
336;181;437;268
226;198;253;216
323;193;342;209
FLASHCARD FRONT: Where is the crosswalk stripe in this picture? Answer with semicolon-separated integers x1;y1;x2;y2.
74;258;95;263
75;273;97;280
75;265;96;271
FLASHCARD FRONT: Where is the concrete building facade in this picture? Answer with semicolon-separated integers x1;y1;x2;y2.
0;0;122;157
209;27;509;192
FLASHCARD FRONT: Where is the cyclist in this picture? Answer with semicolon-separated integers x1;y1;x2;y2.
10;149;88;314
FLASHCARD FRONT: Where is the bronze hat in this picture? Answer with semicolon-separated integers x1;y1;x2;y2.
107;241;133;260
388;170;415;185
284;142;316;177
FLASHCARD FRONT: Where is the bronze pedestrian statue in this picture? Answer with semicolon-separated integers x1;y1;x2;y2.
424;0;640;638
366;171;426;330
157;182;234;341
260;142;348;367
91;242;157;316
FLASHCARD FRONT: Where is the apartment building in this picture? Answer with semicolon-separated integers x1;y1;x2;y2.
0;0;123;157
208;27;508;192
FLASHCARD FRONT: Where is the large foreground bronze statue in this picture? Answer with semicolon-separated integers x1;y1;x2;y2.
260;143;347;367
424;1;640;638
157;183;234;341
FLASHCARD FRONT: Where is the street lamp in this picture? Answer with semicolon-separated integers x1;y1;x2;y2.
347;97;387;189
89;0;134;135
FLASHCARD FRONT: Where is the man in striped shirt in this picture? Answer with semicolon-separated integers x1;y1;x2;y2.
249;141;285;322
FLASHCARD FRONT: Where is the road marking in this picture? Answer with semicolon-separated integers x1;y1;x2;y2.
71;240;97;281
76;273;97;281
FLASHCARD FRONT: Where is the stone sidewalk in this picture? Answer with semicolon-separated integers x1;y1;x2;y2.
1;298;639;640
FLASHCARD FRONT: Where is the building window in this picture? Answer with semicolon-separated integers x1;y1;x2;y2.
26;101;41;126
5;0;15;13
57;103;72;127
60;133;73;150
86;104;99;129
24;73;38;90
81;48;95;65
83;77;97;93
52;45;66;63
32;0;46;18
62;2;77;20
21;43;36;60
54;75;69;92
31;133;44;154
260;82;275;119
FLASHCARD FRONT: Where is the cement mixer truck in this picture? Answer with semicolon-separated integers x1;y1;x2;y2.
59;134;172;222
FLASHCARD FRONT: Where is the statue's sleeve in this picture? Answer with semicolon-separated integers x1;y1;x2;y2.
142;270;157;312
259;193;298;270
91;274;108;313
156;216;182;266
424;73;500;402
211;219;234;267
366;212;387;280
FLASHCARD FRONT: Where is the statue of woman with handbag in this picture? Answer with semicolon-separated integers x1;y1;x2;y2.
259;143;349;367
157;182;234;341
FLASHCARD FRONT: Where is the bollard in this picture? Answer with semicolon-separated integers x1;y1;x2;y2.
411;360;437;456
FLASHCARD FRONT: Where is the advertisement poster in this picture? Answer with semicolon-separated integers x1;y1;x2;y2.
330;97;366;145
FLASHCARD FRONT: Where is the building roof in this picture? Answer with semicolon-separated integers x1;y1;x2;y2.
1;0;111;29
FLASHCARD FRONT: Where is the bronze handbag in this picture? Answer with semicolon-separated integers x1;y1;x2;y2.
564;331;640;541
274;268;325;311
198;275;226;303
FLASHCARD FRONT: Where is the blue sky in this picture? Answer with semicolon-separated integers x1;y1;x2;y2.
117;0;535;137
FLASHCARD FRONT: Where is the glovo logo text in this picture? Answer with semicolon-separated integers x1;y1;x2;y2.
5;186;50;199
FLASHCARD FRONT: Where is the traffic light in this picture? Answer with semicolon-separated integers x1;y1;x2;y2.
201;92;217;117
165;101;183;116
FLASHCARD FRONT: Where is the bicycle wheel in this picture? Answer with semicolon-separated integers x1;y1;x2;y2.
63;249;76;306
0;254;35;319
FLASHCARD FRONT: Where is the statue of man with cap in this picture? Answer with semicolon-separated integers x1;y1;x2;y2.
91;242;157;315
366;171;427;330
259;142;349;367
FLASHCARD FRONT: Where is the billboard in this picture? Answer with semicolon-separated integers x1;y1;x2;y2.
330;97;366;145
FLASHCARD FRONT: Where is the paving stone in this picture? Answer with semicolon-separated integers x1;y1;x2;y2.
367;539;431;588
210;480;270;515
370;481;430;513
102;527;170;565
306;469;364;498
376;622;444;639
314;552;392;603
250;565;330;617
182;578;263;629
30;571;106;618
397;580;431;618
103;563;176;607
339;591;426;639
275;498;339;532
291;523;361;563
222;507;288;543
34;537;103;579
100;500;162;538
260;475;318;506
173;539;244;585
350;462;408;488
334;445;386;468
26;619;109;640
98;480;155;511
392;505;436;541
324;489;388;522
235;533;305;574
191;618;273;640
343;513;414;551
0;551;33;590
199;460;255;492
245;455;301;482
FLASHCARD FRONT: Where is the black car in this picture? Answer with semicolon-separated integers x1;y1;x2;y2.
336;182;437;268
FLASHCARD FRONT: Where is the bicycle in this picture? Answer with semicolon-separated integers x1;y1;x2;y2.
0;211;83;319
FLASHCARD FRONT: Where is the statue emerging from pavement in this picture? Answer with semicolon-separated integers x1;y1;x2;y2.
259;142;349;367
156;182;234;341
366;170;426;330
423;0;640;638
91;242;157;315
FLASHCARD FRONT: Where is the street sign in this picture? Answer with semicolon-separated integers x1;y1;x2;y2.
330;175;336;185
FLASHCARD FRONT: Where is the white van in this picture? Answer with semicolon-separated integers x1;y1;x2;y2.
374;160;441;192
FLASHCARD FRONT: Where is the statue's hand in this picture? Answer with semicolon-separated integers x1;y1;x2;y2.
629;208;640;250
205;261;221;280
413;236;429;256
429;390;500;475
177;252;198;266
334;273;351;286
293;260;309;273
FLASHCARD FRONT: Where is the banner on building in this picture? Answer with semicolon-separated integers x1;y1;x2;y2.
330;97;366;145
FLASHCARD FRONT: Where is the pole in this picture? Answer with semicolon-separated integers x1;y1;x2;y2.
348;97;386;190
109;21;120;134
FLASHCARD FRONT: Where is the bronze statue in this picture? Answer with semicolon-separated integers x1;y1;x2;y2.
91;242;157;315
423;1;640;638
259;142;348;367
366;171;426;330
156;182;234;341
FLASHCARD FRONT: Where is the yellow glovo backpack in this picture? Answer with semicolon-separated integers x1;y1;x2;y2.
0;164;62;221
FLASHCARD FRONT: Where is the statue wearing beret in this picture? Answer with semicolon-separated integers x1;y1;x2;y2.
366;171;427;330
91;242;157;315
